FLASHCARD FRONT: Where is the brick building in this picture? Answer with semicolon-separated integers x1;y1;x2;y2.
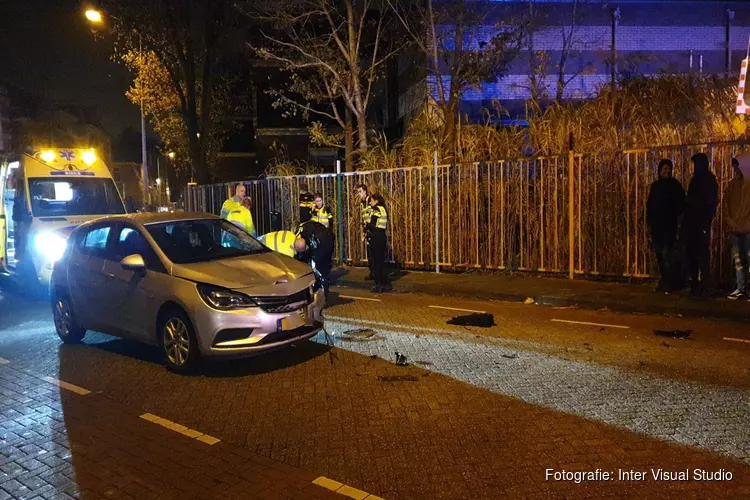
397;0;750;124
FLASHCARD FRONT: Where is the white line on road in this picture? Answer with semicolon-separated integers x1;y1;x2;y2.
41;376;91;395
140;413;220;444
339;295;382;302
428;305;487;314
723;337;750;344
0;357;9;365
551;319;630;329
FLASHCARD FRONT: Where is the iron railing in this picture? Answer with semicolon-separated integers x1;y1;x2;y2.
184;140;750;283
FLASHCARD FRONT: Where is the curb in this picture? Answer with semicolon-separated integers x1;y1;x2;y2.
334;278;750;323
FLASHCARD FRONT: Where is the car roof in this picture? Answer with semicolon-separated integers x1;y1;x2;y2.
80;212;221;228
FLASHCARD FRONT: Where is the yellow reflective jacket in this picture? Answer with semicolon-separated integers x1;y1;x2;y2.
227;206;256;237
258;230;297;257
311;206;333;228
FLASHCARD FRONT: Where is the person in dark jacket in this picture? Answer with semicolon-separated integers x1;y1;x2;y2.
646;159;685;292
682;153;719;296
298;183;315;224
294;220;334;297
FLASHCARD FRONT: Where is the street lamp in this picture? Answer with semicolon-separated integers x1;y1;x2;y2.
85;9;103;23
83;7;150;207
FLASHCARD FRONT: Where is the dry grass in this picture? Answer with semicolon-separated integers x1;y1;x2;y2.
384;75;746;167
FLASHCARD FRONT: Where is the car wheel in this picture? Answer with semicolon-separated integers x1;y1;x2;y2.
159;309;200;373
52;294;86;344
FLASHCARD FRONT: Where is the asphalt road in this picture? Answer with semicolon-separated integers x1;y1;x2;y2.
1;280;750;499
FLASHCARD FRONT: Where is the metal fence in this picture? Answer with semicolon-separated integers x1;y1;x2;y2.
184;140;750;284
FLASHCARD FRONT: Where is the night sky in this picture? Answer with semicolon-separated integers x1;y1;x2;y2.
0;0;139;136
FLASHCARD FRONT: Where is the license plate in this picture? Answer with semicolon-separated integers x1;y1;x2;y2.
279;309;305;331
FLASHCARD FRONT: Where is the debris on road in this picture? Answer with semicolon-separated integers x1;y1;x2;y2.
413;360;433;366
501;353;518;359
447;313;496;328
395;352;408;366
523;297;535;305
378;375;419;382
343;328;377;337
654;330;692;339
339;328;381;342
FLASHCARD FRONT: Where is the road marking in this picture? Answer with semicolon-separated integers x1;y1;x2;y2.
312;476;384;499
0;357;9;365
551;319;630;329
428;305;486;314
723;337;750;344
41;377;91;395
339;295;382;302
140;413;220;445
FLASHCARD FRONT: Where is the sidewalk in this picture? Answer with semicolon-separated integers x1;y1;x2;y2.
332;267;750;322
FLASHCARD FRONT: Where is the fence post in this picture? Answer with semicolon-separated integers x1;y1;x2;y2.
434;151;440;273
568;133;575;280
336;159;344;264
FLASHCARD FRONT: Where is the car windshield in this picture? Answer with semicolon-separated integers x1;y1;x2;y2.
145;219;270;264
29;177;125;217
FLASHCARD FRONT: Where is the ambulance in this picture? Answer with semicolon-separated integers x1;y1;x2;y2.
0;148;126;289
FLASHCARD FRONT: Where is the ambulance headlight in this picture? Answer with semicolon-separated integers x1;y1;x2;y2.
35;232;68;262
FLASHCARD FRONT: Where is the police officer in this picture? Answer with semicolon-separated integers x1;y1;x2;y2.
366;193;391;293
226;197;256;237
258;230;297;257
311;193;333;229
298;183;316;223
355;184;374;280
294;220;334;297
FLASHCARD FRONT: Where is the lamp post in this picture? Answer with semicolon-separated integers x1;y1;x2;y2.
84;8;150;207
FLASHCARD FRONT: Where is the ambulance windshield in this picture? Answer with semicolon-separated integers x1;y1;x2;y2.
28;177;125;217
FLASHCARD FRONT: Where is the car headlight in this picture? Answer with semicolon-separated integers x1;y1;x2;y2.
197;284;256;310
34;231;68;262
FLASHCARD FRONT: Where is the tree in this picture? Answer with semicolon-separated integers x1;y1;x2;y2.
122;50;238;180
244;0;399;166
100;0;234;184
388;0;526;159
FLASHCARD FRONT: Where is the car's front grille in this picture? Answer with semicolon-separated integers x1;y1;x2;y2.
251;288;311;313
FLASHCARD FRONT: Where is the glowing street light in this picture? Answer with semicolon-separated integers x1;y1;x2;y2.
83;6;150;206
85;9;103;23
167;151;175;159
156;178;161;186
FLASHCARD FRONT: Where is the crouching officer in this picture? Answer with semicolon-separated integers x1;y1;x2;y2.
294;221;334;297
258;230;297;257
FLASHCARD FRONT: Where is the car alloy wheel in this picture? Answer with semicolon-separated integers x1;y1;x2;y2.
53;296;85;343
163;317;191;367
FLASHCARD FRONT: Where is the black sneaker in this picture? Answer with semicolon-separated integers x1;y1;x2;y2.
381;283;393;292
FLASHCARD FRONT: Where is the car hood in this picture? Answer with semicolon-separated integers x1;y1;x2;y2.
171;251;314;292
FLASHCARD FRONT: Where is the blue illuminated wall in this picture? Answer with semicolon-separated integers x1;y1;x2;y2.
398;0;750;122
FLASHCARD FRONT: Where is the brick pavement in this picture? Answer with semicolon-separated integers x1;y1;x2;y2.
2;290;750;499
0;364;346;500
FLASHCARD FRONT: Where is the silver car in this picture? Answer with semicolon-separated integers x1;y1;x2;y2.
50;213;325;372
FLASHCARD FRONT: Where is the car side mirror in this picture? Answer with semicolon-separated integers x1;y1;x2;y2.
121;254;146;272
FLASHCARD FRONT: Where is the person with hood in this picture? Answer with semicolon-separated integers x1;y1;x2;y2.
682;153;719;296
646;159;685;292
724;157;750;299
